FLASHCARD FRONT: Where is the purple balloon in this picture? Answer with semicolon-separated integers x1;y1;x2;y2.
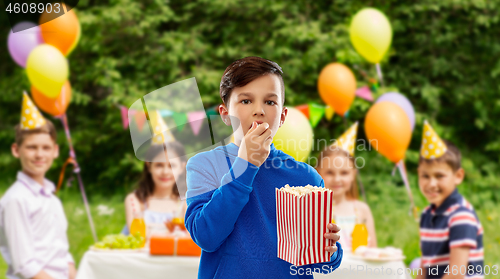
7;22;44;68
376;92;415;131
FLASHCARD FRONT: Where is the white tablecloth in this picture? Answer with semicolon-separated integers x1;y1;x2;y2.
76;250;410;279
315;252;411;279
75;250;200;279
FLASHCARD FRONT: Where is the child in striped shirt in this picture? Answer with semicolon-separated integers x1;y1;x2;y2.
416;121;483;279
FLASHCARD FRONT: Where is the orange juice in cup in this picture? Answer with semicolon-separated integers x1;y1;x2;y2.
172;217;186;230
130;214;146;247
351;223;368;252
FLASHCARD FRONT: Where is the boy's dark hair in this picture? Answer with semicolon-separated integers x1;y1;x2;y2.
220;56;285;107
14;120;57;146
419;139;462;171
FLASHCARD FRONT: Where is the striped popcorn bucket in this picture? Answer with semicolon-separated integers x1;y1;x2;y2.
275;188;334;266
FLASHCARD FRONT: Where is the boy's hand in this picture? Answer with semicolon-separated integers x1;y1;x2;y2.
324;223;341;253
238;121;273;167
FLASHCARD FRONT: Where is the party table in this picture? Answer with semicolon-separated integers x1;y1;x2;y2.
314;251;411;279
75;250;200;279
76;249;410;279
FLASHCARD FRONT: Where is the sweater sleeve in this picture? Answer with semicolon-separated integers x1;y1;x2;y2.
185;154;259;252
310;242;343;274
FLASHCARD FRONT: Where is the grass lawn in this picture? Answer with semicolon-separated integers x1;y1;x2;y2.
0;175;499;278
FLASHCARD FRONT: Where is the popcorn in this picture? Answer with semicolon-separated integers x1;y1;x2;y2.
280;184;330;196
275;185;334;266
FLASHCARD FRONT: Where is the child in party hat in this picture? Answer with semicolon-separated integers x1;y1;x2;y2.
123;110;187;237
416;121;483;279
0;93;76;279
315;122;377;251
185;57;342;279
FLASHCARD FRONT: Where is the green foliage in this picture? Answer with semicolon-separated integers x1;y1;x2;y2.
0;0;499;204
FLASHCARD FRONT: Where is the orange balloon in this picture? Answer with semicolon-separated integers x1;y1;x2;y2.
318;63;356;116
364;101;412;163
32;81;72;116
39;4;80;56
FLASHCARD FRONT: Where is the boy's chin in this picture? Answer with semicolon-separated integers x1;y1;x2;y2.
426;196;444;206
23;165;50;177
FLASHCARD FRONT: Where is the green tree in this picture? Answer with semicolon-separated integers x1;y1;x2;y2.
0;0;498;204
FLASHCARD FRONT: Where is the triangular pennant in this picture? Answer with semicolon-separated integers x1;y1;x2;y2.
206;105;219;116
325;105;334;121
172;112;188;132
120;106;129;129
308;103;325;128
332;122;358;156
356;86;374;102
134;111;147;132
296;104;309;119
21;92;46;129
160;109;173;117
187;111;206;136
420;120;447;159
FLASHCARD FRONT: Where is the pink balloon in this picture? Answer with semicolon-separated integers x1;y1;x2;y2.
7;22;44;68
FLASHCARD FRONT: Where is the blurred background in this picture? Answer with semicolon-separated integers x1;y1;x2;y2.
1;0;499;276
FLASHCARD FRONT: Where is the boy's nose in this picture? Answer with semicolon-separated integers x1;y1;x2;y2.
252;104;265;116
428;178;438;188
34;148;44;158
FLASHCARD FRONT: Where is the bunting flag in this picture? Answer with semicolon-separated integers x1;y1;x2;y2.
120;106;129;129
206;105;220;116
355;86;374;102
296;104;309;119
187;111;205;136
308;103;325;128
368;78;379;92
160;109;173;117
172;111;188;132
133;110;147;132
325;105;334;121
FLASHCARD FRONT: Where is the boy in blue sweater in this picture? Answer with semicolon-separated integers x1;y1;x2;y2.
185;56;343;278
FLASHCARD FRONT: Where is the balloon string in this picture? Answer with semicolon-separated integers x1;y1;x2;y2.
56;157;76;193
356;171;367;203
376;63;385;87
396;160;418;221
59;114;98;243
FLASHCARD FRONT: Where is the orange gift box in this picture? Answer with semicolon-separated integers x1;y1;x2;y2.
150;235;201;256
177;237;201;256
275;188;334;266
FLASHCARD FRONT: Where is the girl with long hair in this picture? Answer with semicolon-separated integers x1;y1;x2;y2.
122;141;187;235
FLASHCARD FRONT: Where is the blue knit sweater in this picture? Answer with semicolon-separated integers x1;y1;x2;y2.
185;143;343;279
